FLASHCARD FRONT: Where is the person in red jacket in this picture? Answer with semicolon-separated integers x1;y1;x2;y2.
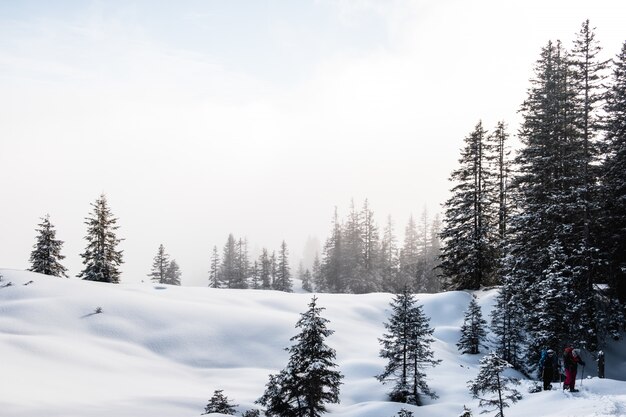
563;347;585;392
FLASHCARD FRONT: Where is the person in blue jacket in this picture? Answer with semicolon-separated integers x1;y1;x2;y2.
539;348;559;390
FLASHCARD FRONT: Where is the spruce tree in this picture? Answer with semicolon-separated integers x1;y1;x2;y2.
399;215;420;291
311;253;324;292
343;199;364;293
457;295;487;355
380;215;401;293
377;289;440;405
302;269;313;293
468;352;521;417
274;240;293;292
208;245;220;288
439;121;497;290
601;41;626;307
148;244;170;284
202;389;237;415
358;198;381;293
321;208;345;293
78;194;124;283
29;214;68;277
258;296;343;417
164;259;182;286
259;248;273;290
221;234;239;288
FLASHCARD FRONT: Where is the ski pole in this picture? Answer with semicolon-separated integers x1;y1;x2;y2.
580;365;585;387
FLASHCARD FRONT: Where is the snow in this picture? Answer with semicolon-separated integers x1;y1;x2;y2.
1;268;625;417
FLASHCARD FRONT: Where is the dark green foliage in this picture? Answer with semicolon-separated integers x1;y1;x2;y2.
439;121;499;290
78;194;124;283
469;352;521;417
164;259;182;286
377;289;440;405
601;41;626;306
29;214;68;278
202;389;237;415
257;297;343;417
457;295;487;355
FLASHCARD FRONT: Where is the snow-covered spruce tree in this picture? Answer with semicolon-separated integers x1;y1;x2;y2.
208;245;220;288
164;259;181;286
274;240;293;292
78;194;123;283
489;278;527;373
505;38;602;352
235;238;250;288
29;214;68;277
202;389;237;415
257;296;343;417
527;240;575;366
148;244;170;284
457;295;487;355
601;41;626;308
468;352;521;417
377;288;441;405
439;121;498;290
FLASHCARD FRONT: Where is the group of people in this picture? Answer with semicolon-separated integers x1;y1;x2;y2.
538;346;586;392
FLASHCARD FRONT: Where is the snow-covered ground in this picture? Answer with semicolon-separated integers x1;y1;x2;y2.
1;268;625;417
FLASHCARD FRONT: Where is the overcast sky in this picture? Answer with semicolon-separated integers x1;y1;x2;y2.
1;0;625;286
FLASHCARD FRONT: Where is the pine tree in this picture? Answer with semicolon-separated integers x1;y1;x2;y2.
221;234;238;288
302;269;313;293
311;253;324;292
202;389;238;415
208;245;220;288
258;296;343;417
259;248;272;290
377;289;441;405
356;198;381;293
343;199;364;293
321;208;345;293
601;41;626;308
489;281;526;373
380;215;401;293
274;241;293;292
234;238;250;289
250;260;261;289
398;215;420;291
439;121;497;290
468;352;521;417
148;244;170;284
29;214;68;277
78;194;124;283
488;121;511;285
457;295;487;354
164;259;182;286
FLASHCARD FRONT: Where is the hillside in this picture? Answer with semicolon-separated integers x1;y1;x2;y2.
0;268;625;417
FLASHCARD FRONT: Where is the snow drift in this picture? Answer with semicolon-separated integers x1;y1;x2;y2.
0;268;625;417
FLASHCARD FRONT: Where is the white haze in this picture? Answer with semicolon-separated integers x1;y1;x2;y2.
1;1;625;285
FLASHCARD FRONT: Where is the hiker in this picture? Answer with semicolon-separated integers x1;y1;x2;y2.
539;348;559;390
563;347;585;392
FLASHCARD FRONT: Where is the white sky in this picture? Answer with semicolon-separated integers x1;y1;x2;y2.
1;0;625;285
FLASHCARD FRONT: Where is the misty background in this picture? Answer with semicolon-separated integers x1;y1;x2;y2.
1;0;625;285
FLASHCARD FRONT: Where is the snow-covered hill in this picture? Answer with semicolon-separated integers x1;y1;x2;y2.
1;268;625;417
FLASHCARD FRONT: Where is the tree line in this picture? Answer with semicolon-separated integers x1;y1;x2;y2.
438;20;626;371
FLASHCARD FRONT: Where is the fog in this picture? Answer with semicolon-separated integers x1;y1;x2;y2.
1;0;625;285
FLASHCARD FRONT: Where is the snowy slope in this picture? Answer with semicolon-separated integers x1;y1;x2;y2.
0;268;625;417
